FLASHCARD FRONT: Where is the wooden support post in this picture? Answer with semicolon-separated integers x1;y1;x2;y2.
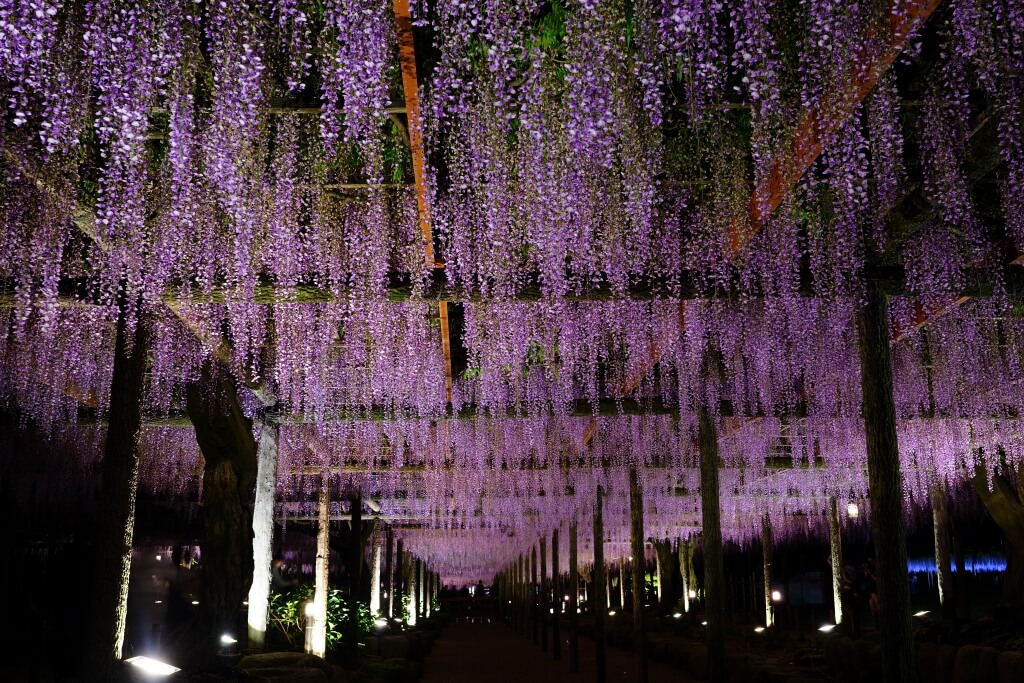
532;544;539;644
593;486;608;683
540;536;549;652
384;526;394;619
762;514;774;629
629;466;648;683
698;405;727;681
371;533;383;615
619;556;627;610
349;493;364;599
248;421;280;648
931;480;954;620
569;522;580;673
310;478;331;657
858;280;917;682
829;497;844;628
680;539;691;614
395;538;404;619
552;528;561;661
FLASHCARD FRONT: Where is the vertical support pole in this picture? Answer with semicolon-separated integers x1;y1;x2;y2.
762;514;774;628
593;486;608;683
699;405;727;682
552;528;561;661
384;526;394;619
532;544;539;644
395;538;404;621
829;497;844;627
569;523;580;673
370;533;383;616
309;477;331;657
680;539;691;614
248;421;280;648
858;280;917;682
629;466;648;683
418;558;425;620
540;536;549;652
619;556;627;610
932;479;954;620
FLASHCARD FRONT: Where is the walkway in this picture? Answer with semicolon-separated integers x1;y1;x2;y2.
419;619;701;683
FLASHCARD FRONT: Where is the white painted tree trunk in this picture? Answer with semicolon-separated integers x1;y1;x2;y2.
247;422;280;649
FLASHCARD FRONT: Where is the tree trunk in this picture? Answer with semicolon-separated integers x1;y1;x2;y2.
970;464;1024;609
172;360;258;669
248;421;280;649
532;544;539;644
385;526;394;619
370;533;383;615
858;281;917;683
653;539;677;610
698;405;727;682
82;310;149;683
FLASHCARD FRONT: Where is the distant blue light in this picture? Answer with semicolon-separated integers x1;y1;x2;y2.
907;554;1007;574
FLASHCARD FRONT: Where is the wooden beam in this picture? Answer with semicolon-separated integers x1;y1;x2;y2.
726;0;944;259
392;0;454;405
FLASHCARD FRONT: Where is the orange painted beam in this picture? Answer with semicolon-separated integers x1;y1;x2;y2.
392;0;435;269
726;0;943;260
392;0;453;403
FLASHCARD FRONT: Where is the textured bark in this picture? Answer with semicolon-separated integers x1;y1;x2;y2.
653;539;677;609
629;466;648;683
592;487;607;683
858;282;917;683
170;359;258;669
971;464;1024;608
248;421;280;649
82;311;149;683
370;534;383;615
384;526;394;618
698;406;727;682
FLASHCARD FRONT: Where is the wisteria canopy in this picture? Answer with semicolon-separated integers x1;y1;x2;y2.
2;0;1024;584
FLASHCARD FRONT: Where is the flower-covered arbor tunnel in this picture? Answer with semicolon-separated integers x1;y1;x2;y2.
2;0;1024;680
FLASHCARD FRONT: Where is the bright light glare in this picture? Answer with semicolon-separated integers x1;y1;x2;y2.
608;610;616;616
191;600;199;605
125;656;180;676
771;590;782;602
701;621;707;626
220;634;237;645
688;589;697;599
914;610;929;617
155;555;162;561
754;626;765;633
847;503;859;518
672;612;682;618
304;602;317;616
374;619;388;628
819;624;836;633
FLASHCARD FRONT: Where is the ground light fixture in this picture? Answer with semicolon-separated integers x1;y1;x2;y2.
754;626;765;633
688;589;697;599
701;621;707;626
914;610;930;617
847;503;860;518
608;610;616;616
819;624;836;633
672;612;682;618
125;656;181;676
220;634;237;645
771;590;782;602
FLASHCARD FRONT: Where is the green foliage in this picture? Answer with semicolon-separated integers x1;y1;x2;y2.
268;584;375;653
